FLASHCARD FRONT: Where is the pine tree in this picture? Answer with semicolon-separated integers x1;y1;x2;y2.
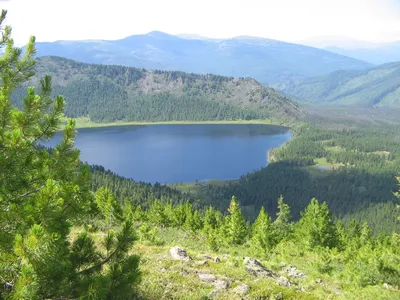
184;203;203;233
251;206;274;257
272;196;292;243
0;11;140;298
203;205;218;232
297;198;337;249
335;220;348;251
95;187;123;228
226;196;247;245
148;199;169;227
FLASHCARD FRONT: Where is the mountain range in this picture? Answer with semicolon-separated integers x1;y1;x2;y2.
31;31;371;84
275;61;400;107
12;56;304;124
300;36;400;64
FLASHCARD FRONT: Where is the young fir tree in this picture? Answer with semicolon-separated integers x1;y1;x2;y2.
251;206;274;257
226;196;247;245
95;186;123;228
272;196;292;243
335;219;348;251
184;204;203;233
0;11;140;298
203;206;218;233
297;198;337;249
148;199;169;227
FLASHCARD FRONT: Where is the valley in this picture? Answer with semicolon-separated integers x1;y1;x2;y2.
276;62;400;107
1;4;400;300
43;124;291;183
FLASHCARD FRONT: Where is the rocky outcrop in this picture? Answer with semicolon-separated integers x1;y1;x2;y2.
285;265;306;279
233;284;250;296
244;257;277;278
169;246;190;261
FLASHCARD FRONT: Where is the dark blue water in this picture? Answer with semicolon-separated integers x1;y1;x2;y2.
44;124;291;183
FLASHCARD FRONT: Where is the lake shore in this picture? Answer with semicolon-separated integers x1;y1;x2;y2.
66;117;275;129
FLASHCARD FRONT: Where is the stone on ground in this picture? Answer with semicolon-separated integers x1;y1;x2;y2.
169;246;190;261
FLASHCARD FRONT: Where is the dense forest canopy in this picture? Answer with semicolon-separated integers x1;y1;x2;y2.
30;31;371;84
11;56;304;125
276;62;400;107
1;8;400;300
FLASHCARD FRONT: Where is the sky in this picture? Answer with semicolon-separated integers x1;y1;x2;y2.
2;0;400;46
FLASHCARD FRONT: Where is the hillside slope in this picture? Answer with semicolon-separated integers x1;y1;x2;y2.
31;32;371;84
13;56;304;124
276;62;400;106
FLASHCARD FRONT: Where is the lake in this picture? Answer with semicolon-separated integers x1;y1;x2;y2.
44;124;291;183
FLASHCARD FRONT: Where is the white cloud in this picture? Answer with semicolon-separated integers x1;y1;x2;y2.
3;0;400;45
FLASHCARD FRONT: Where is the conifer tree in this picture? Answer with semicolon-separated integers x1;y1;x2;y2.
203;205;218;232
95;187;123;228
148;199;169;226
226;196;247;245
170;202;187;227
0;11;140;298
184;205;203;233
297;198;337;249
272;196;292;242
251;206;274;257
335;220;348;251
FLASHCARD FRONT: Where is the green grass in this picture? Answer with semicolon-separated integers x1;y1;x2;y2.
128;226;399;299
172;180;237;200
67;117;274;129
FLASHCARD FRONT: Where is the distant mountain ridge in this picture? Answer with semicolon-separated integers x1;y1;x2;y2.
276;61;400;107
30;31;371;84
300;36;400;64
12;56;304;124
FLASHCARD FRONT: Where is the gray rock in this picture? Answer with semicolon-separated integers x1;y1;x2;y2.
244;257;277;278
161;267;167;272
169;246;190;261
275;292;283;299
233;284;250;296
285;265;306;279
214;257;221;263
198;273;217;282
213;279;230;290
276;276;293;288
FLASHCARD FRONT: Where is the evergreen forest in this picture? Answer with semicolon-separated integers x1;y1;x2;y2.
0;9;399;300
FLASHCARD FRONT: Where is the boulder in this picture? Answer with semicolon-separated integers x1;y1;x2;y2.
233;284;250;296
169;246;190;261
276;276;293;288
213;279;230;290
285;265;306;279
244;257;276;278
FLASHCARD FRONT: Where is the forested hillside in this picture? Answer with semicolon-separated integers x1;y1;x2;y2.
180;116;400;235
276;62;400;107
2;10;400;299
12;56;304;124
31;32;371;84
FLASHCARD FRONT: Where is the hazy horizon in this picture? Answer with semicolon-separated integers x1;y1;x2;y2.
3;0;400;47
